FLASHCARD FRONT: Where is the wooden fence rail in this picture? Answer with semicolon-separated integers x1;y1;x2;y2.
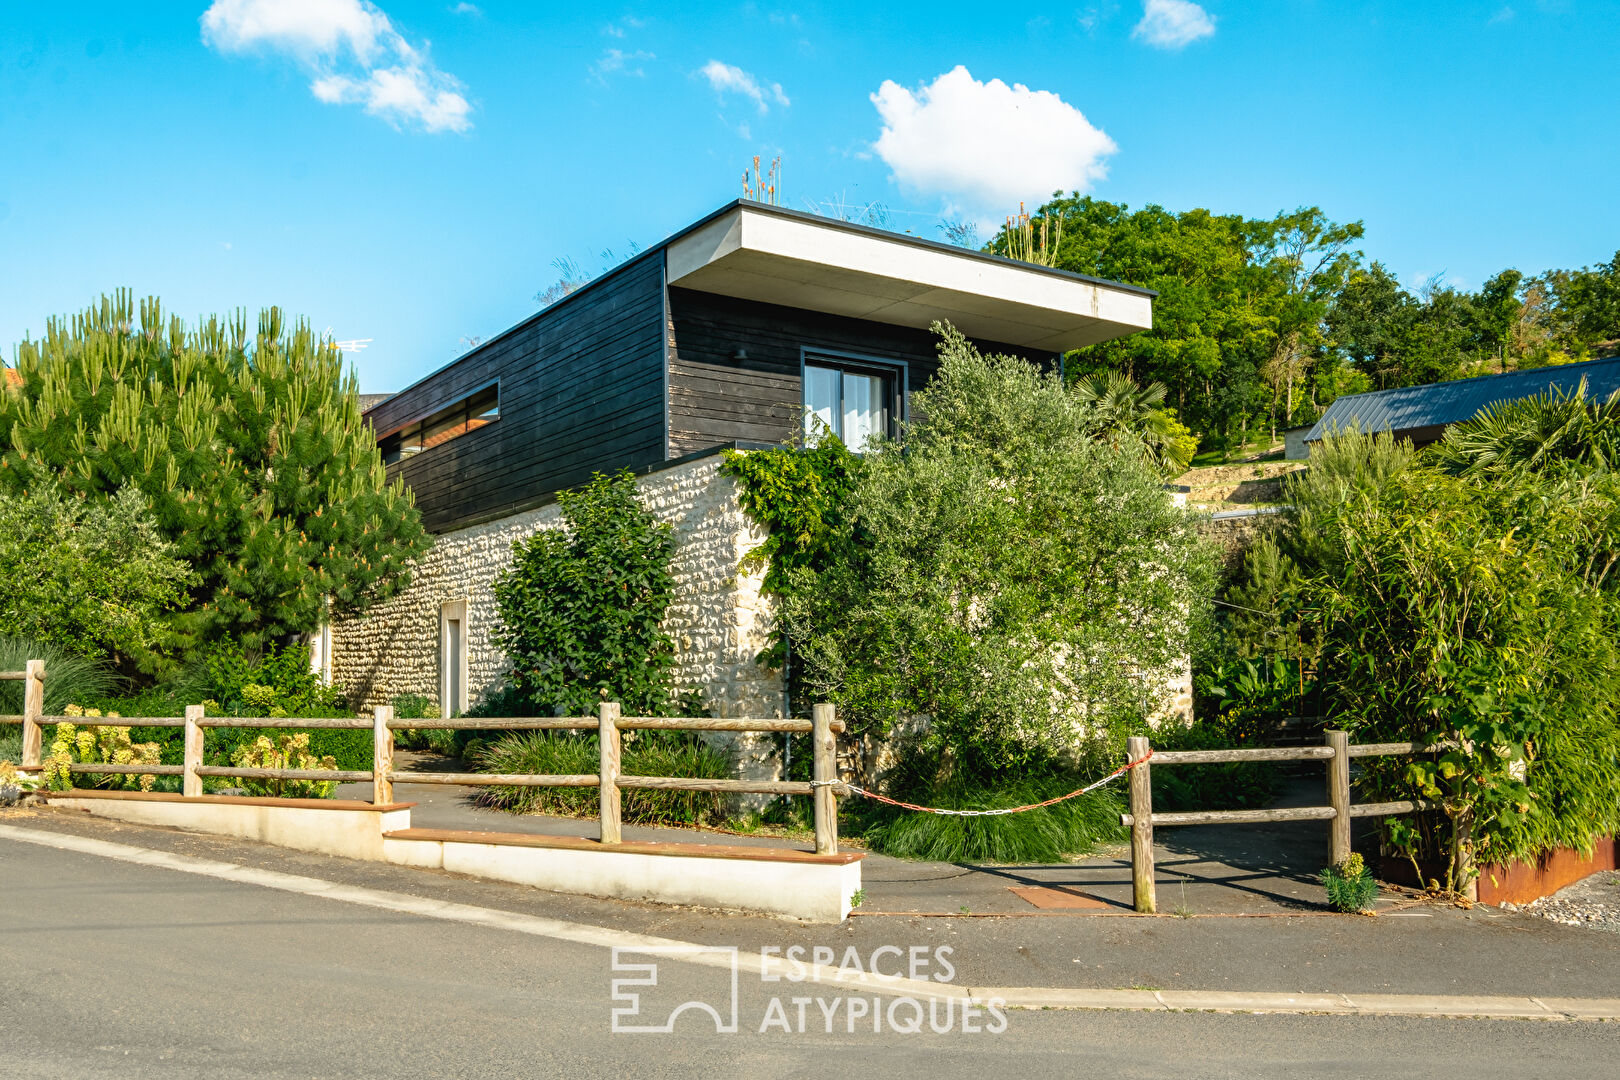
1121;729;1443;912
7;661;845;855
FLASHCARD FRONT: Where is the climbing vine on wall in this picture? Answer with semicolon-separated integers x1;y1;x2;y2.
721;439;861;667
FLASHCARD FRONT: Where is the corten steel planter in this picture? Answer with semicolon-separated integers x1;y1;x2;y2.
1380;839;1617;905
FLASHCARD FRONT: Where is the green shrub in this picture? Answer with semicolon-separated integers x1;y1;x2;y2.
60;639;370;773
1147;721;1277;812
1321;853;1379;913
472;730;729;828
0;486;191;674
389;693;455;753
1232;429;1620;889
491;470;688;717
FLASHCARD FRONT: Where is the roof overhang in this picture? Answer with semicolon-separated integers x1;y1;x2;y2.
665;204;1153;353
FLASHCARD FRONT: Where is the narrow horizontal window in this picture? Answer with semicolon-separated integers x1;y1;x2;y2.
379;383;500;465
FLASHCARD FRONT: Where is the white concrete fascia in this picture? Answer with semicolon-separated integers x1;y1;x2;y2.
667;206;1152;352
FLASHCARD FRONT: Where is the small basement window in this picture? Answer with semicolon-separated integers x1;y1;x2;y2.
803;357;899;450
379;383;500;465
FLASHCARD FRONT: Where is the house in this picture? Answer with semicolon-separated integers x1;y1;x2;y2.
1303;355;1620;453
329;200;1163;734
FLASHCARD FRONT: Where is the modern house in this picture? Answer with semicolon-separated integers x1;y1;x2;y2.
329;200;1167;738
1301;355;1620;454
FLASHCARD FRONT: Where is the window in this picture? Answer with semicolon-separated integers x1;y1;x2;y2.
803;358;898;450
379;384;500;465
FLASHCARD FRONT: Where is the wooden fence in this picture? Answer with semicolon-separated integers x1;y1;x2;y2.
6;661;846;854
1122;731;1439;912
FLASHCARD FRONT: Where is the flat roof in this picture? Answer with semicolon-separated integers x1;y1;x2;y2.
378;200;1155;408
666;201;1154;352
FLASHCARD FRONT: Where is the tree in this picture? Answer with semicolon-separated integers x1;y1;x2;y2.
0;486;191;672
1019;196;1365;450
1549;250;1620;356
0;291;429;654
1071;369;1197;475
781;325;1216;778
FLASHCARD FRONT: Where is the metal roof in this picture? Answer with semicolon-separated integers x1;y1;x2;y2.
1305;355;1620;442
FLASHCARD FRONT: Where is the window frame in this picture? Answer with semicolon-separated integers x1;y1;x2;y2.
798;348;907;448
376;380;501;465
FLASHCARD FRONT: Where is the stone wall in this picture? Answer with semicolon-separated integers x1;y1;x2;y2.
330;453;786;740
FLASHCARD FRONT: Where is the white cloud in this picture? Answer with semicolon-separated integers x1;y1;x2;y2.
592;47;654;81
870;66;1116;223
313;66;473;133
1132;0;1216;49
700;60;789;114
603;16;646;38
450;2;482;15
201;0;473;133
202;0;391;61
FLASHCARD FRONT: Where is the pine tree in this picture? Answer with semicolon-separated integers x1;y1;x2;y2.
0;290;430;654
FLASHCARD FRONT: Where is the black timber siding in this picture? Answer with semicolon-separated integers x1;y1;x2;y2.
372;254;667;533
665;287;1054;455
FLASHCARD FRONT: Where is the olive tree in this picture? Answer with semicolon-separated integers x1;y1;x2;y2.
781;325;1217;779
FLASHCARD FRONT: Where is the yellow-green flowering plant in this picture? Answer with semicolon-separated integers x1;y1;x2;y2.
229;732;338;799
42;715;162;792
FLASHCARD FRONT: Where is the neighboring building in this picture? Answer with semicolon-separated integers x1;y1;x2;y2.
1282;425;1313;460
1304;355;1620;452
330;200;1170;736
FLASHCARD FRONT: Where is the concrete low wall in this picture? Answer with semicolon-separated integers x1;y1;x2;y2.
47;791;412;861
381;828;862;923
43;791;862;922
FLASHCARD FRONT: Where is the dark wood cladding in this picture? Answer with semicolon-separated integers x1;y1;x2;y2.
665;286;1052;456
376;254;666;533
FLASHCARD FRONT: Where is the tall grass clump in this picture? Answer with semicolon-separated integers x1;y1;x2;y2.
0;635;118;717
855;776;1126;863
473;730;730;828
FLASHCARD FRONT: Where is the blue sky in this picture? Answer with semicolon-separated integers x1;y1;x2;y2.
2;1;1616;392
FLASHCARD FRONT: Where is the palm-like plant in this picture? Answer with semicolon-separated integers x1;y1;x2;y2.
1433;377;1620;476
1072;370;1195;475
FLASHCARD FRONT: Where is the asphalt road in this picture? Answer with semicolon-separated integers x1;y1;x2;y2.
3;833;1617;1080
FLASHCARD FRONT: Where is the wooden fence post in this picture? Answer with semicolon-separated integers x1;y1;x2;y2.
1326;729;1351;867
812;703;838;855
183;705;205;797
1127;735;1156;914
373;705;394;806
599;701;622;844
21;659;45;769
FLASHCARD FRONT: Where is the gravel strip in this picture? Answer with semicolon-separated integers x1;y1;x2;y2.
1500;870;1620;932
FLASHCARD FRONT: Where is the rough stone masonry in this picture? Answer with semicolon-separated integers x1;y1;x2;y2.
329;452;787;781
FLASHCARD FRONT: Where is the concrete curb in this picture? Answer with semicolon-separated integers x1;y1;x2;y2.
4;824;1616;1023
969;986;1620;1020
